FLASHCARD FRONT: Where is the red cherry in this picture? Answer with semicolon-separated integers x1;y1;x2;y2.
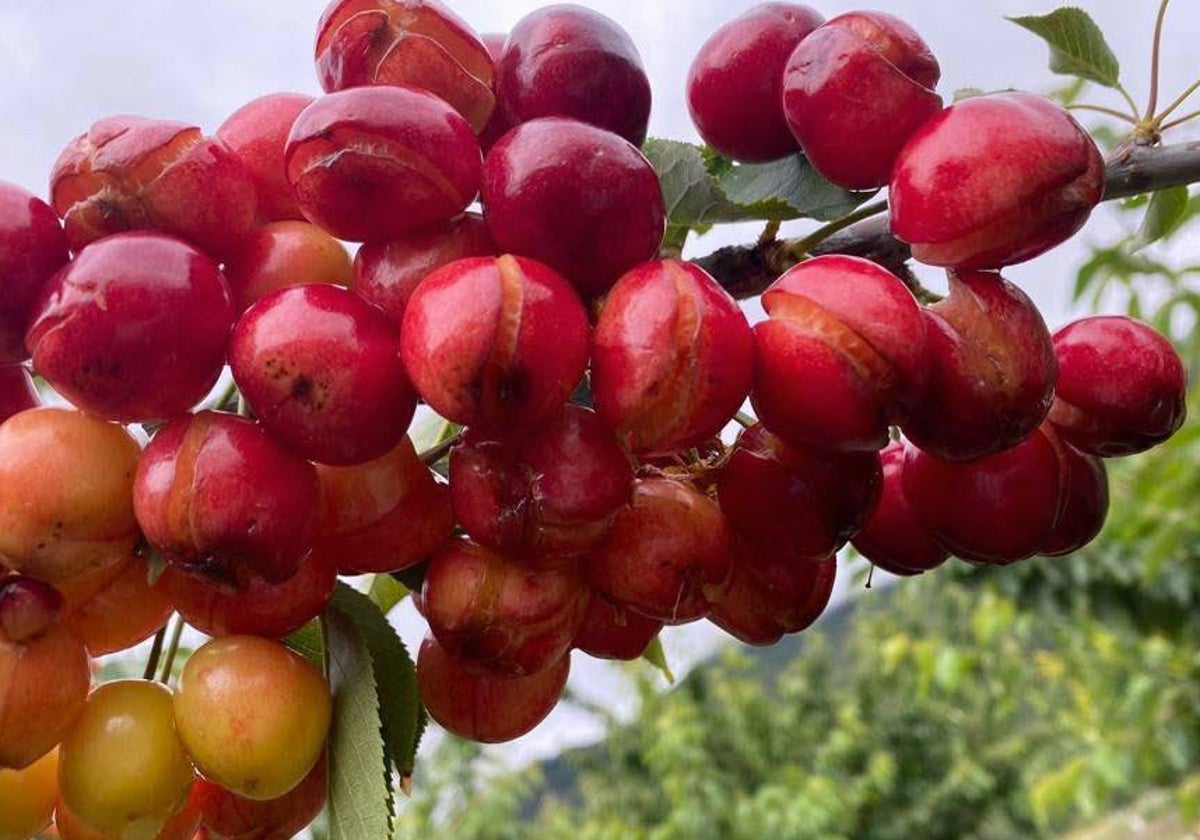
0;182;69;364
850;440;949;574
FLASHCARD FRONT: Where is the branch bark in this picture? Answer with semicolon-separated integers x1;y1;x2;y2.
697;140;1200;301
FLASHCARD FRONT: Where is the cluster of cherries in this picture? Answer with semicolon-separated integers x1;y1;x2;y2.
0;1;1191;839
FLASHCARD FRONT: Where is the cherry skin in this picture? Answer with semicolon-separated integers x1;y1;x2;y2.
57;551;173;657
230;283;416;466
315;0;495;132
687;3;825;163
0;182;69;364
133;411;321;586
482;119;666;299
0;365;38;426
216;92;315;223
0;747;58;840
1049;315;1187;457
417;635;569;744
0;407;141;584
26;232;234;423
1039;428;1109;557
495;5;651;145
193;755;326;840
901;270;1057;461
286;86;482;243
400;255;589;435
54;794;202;840
592;259;754;456
850;440;949;575
890;91;1104;270
174;636;332;802
58;680;195;840
573;594;663;661
750;255;927;452
709;544;836;646
50;116;258;261
222;221;352;314
478;33;515;151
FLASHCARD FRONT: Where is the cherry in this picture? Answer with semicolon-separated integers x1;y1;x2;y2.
890;91;1104;270
313;436;453;576
50;116;258;261
900;270;1057;461
573;593;663;661
0;182;69;365
1041;431;1109;557
0;748;58;840
58;680;194;840
0;407;140;584
222;221;352;314
58;552;173;657
481;119;666;299
0;366;38;425
591;258;753;455
850;440;949;575
216;93;315;223
709;544;835;646
478;33;515;151
230;284;416;466
174;636;332;802
783;11;942;190
495;6;651;146
285;86;482;243
55;793;201;840
449;405;633;560
417;635;569;744
134;411;321;586
586;478;733;625
26;232;234;423
193;755;325;840
1049;316;1187;457
353;213;496;329
421;538;588;677
717;423;882;561
750;255;927;452
315;0;495;132
400;255;589;434
687;3;825;163
903;426;1067;565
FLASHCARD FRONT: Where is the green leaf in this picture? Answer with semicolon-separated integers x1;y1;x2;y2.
1008;8;1121;88
324;604;395;840
1131;186;1190;252
641;636;675;684
719;155;871;223
368;575;409;615
285;620;325;668
330;583;425;783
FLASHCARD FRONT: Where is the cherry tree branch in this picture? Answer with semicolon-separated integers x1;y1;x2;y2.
698;140;1200;301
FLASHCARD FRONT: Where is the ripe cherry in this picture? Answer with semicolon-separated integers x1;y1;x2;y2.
58;552;173;657
193;755;326;840
0;182;69;365
222;221;352;314
573;594;663;661
216;92;315;223
0;366;38;425
0;748;58;840
1040;431;1109;557
709;544;836;646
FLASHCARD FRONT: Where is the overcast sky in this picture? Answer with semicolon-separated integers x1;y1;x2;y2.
3;0;1196;765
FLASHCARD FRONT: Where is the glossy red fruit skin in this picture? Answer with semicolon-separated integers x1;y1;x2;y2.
217;93;315;223
587;478;734;625
718;423;882;561
901;270;1057;461
1049;316;1187;457
315;0;495;133
850;440;949;574
421;539;588;677
134;411;321;585
496;5;651;146
162;549;337;639
687;4;825;163
26;232;234;423
285;86;482;243
0;366;38;425
903;426;1068;565
194;754;326;840
709;545;835;646
482;118;666;298
352;212;496;328
58;552;173;656
223;221;353;314
572;593;662;661
782;11;941;190
751;255;927;452
230;284;416;466
313;436;453;575
478;33;515;151
450;406;633;560
0;183;70;364
50;116;258;260
591;259;752;455
1040;432;1108;557
890;91;1104;270
418;635;569;744
400;255;589;434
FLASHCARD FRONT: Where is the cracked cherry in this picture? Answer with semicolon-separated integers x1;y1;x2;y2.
573;594;662;661
709;544;835;646
0;182;69;365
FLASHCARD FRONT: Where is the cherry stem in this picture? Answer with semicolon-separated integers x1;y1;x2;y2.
733;411;756;429
419;431;463;466
1145;0;1172;121
865;563;876;590
1068;104;1141;125
1116;85;1142;123
158;614;185;684
789;199;889;259
142;625;166;681
1157;77;1200;123
1161;108;1200;132
757;220;781;247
